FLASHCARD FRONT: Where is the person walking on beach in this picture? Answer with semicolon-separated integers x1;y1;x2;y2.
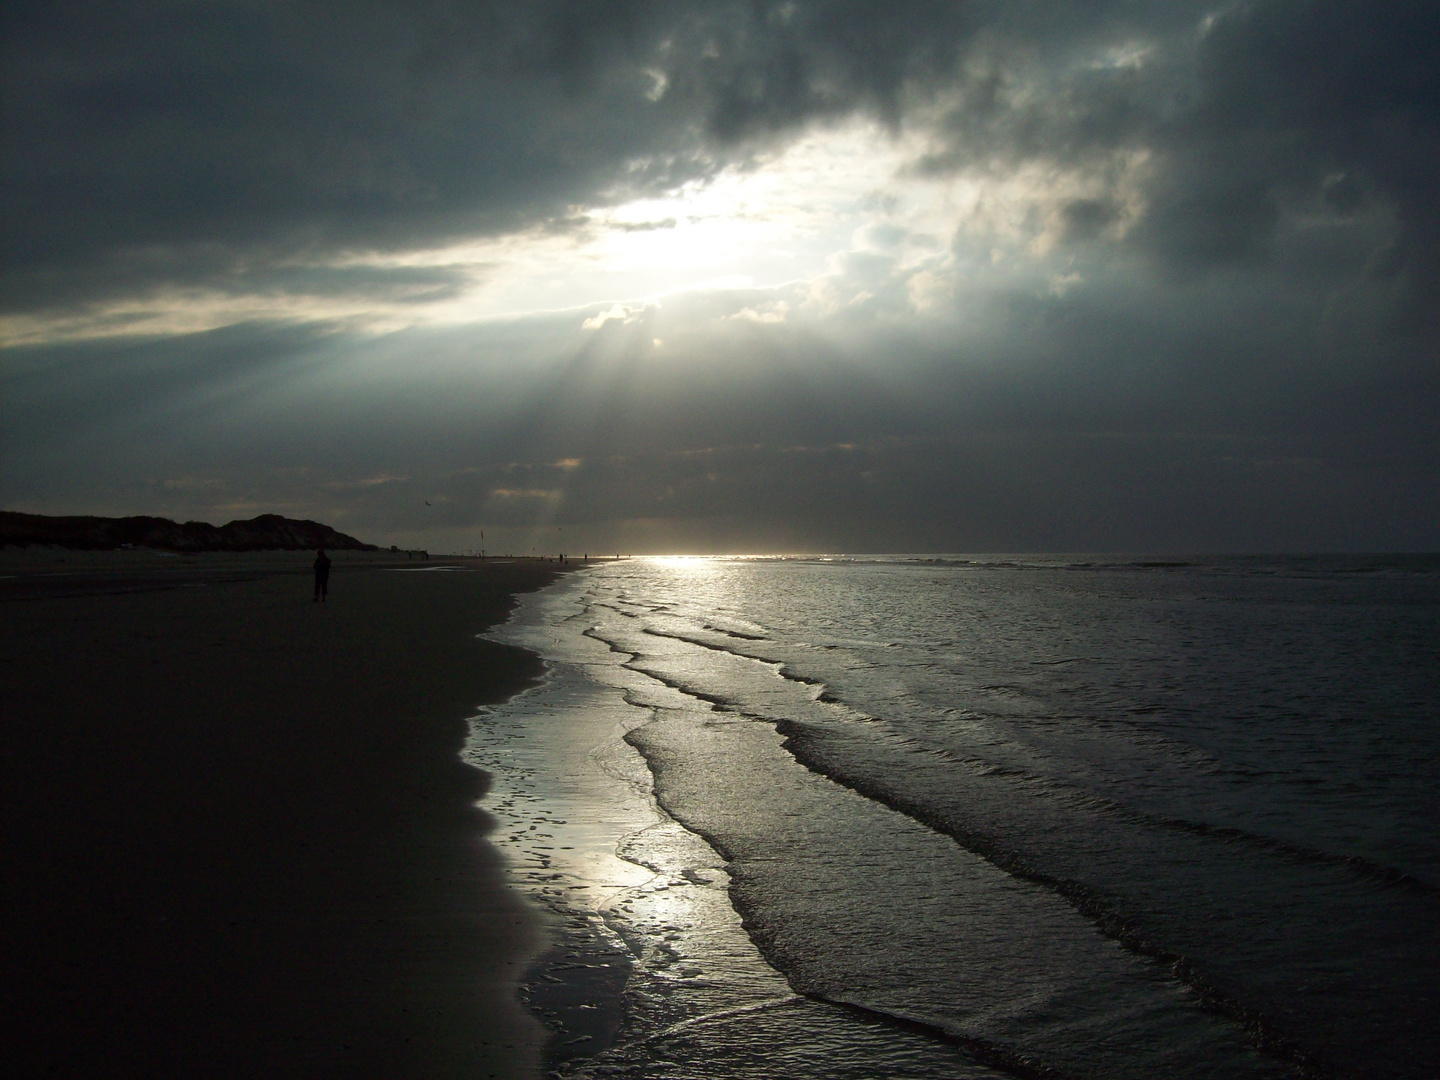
313;549;331;602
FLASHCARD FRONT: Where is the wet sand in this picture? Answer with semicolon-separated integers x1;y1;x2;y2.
3;551;567;1078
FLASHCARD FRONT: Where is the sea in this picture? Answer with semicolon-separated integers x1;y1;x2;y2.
466;555;1439;1080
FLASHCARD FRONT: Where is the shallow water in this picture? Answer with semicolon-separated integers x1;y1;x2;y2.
472;555;1440;1079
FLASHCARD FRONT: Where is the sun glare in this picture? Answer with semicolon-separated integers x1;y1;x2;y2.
446;121;919;322
647;555;721;569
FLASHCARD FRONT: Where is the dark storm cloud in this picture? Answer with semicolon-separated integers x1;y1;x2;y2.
1096;2;1437;307
8;1;1436;312
891;2;1440;303
1;1;698;310
0;247;480;315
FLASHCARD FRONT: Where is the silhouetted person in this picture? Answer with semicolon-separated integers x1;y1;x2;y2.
313;549;330;602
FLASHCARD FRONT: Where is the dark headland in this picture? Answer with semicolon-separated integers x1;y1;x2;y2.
0;510;377;552
3;521;567;1078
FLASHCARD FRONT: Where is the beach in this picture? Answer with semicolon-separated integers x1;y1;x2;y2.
3;550;565;1079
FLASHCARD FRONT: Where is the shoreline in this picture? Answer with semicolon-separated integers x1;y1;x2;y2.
469;570;836;1076
469;564;1021;1079
4;552;571;1078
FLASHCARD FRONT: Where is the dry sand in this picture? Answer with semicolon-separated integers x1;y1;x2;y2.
3;550;568;1078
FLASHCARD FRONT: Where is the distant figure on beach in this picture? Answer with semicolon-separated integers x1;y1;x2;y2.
313;549;330;602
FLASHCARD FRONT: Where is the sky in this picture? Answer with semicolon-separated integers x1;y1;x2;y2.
3;1;1438;554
